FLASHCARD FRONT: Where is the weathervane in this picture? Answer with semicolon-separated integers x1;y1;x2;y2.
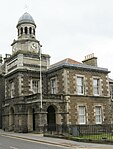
24;0;29;12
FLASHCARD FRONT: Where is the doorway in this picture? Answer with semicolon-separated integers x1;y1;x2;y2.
47;105;56;131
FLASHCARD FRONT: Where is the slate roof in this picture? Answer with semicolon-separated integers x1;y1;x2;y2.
49;58;110;73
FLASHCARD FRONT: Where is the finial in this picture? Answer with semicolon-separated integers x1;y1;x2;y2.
24;0;29;12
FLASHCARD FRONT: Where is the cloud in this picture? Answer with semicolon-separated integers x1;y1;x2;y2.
0;0;113;77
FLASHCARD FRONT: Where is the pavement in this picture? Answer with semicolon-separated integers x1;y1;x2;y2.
0;129;113;149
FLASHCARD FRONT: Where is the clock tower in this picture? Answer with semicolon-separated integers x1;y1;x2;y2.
5;12;50;75
11;12;40;54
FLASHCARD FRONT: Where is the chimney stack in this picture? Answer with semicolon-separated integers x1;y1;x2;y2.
82;53;97;67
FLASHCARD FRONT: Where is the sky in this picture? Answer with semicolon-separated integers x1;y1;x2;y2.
0;0;113;78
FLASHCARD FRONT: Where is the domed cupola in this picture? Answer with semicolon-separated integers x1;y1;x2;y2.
11;12;40;54
16;12;36;40
17;12;36;27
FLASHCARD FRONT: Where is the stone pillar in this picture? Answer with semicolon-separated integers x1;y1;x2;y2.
56;113;62;124
65;96;70;124
35;111;47;133
19;114;28;132
3;115;9;131
9;108;14;131
28;110;33;132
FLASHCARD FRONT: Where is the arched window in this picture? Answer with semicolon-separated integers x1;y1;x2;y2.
29;27;32;34
33;28;35;35
25;27;28;34
21;27;23;34
18;29;19;36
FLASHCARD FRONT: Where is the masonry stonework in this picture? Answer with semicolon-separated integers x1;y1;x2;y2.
0;12;113;133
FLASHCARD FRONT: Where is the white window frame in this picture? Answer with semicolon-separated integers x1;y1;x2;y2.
32;79;40;94
50;77;57;94
78;106;86;124
95;106;102;124
93;78;100;96
76;76;84;95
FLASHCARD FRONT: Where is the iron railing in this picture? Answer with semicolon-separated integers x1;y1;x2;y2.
44;124;113;141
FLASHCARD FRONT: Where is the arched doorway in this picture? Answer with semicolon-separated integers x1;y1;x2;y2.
9;107;14;131
47;105;56;131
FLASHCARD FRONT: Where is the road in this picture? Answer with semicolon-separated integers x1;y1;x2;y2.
0;133;113;149
0;135;77;149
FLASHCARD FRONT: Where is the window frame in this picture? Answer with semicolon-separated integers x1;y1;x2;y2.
9;81;14;98
50;77;57;94
78;105;86;124
93;77;101;96
76;75;85;95
32;79;40;94
95;106;102;124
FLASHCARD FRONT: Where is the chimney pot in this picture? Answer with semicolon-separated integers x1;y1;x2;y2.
82;53;97;67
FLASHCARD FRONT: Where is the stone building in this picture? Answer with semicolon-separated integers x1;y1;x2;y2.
0;55;5;128
1;12;112;132
109;78;113;123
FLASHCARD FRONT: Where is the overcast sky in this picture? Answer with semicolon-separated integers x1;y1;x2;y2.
0;0;113;78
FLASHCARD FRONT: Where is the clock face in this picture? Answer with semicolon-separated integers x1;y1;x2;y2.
30;42;39;53
31;43;37;49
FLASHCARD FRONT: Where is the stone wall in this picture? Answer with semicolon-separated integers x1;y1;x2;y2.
68;96;111;125
109;80;113;123
47;67;111;125
0;74;5;128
